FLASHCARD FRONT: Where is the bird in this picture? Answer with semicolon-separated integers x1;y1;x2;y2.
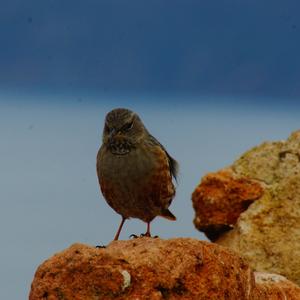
96;108;178;240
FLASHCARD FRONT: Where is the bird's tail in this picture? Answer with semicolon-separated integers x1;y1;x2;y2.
160;209;176;221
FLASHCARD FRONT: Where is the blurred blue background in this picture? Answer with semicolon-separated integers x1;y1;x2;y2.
1;1;300;299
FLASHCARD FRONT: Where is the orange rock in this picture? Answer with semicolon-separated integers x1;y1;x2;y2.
30;238;257;300
192;131;300;285
254;272;300;300
29;238;300;299
192;170;264;240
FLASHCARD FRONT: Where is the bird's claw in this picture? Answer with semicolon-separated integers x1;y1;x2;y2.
129;234;139;239
140;232;151;238
96;245;106;248
141;233;159;238
129;233;159;239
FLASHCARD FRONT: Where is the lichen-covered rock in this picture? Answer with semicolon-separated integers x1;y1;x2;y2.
192;130;300;285
30;238;258;300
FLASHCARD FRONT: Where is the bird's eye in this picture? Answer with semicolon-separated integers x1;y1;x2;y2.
122;121;133;131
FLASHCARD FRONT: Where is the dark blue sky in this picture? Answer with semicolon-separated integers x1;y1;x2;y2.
1;0;300;99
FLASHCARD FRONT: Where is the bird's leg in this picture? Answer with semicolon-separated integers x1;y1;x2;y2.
141;222;151;237
146;221;151;236
141;222;159;238
114;217;126;241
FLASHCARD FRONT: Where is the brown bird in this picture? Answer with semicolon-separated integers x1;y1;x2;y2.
96;108;178;240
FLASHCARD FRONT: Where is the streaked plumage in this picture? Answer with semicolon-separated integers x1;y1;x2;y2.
96;108;178;240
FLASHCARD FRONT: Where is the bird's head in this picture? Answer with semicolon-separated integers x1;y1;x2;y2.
102;108;147;154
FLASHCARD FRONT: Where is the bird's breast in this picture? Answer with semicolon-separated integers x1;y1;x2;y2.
99;144;156;183
97;142;175;220
108;138;132;155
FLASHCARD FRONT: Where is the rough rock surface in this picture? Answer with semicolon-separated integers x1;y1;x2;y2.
254;272;300;299
192;170;263;240
192;130;300;285
29;238;300;300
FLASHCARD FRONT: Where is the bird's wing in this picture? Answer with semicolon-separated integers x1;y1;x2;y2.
147;134;179;181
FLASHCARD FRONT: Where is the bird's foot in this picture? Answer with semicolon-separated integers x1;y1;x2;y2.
130;233;159;239
141;233;159;238
96;245;106;248
140;232;151;238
